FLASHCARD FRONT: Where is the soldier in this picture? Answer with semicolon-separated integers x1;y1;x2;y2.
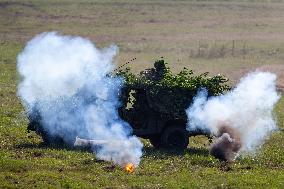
140;59;167;81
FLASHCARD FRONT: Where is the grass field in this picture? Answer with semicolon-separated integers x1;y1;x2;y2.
0;0;284;188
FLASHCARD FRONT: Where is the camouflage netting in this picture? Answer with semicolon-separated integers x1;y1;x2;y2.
116;59;230;119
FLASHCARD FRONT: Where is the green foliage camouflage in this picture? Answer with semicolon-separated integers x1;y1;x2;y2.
115;59;230;119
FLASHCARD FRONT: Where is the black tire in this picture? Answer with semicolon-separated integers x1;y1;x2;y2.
43;134;65;146
34;125;64;145
149;135;162;148
161;125;189;150
39;130;64;145
28;109;65;146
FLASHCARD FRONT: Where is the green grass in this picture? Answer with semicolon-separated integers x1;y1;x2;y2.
0;0;284;188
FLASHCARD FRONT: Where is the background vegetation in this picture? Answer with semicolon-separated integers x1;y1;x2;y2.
0;0;283;188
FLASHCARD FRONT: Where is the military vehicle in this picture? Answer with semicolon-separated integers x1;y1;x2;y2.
27;59;230;150
116;59;229;149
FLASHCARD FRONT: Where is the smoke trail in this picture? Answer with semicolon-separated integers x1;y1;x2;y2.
186;72;280;161
17;32;143;166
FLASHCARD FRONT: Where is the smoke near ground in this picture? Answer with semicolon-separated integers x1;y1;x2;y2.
209;125;242;162
17;32;143;167
186;72;281;161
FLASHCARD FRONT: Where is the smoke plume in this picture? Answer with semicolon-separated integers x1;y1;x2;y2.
17;32;143;166
186;72;281;161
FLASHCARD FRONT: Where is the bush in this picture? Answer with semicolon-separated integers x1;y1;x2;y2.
116;59;230;96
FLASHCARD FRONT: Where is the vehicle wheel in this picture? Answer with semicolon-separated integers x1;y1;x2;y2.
40;132;64;145
161;125;189;150
149;135;161;148
28;111;65;146
36;126;64;145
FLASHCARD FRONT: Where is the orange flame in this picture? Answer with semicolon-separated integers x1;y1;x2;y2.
124;163;135;173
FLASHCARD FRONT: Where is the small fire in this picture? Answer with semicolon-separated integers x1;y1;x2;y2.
124;163;135;173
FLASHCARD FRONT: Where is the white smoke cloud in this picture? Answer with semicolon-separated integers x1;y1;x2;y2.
186;72;281;156
17;32;143;166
